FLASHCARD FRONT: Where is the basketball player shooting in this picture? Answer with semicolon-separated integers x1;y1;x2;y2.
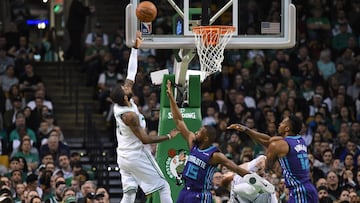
227;115;318;203
110;31;177;203
166;80;274;203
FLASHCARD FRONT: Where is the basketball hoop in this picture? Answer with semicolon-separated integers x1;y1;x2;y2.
192;25;235;81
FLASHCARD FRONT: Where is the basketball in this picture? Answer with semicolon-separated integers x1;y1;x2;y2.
136;1;157;22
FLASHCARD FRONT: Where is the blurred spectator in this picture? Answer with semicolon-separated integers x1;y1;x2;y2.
24;190;39;203
77;180;96;203
8;112;37;151
62;186;77;200
318;186;329;200
315;149;334;174
0;65;19;99
308;153;325;182
331;62;352;86
10;0;31;37
26;173;43;198
5;84;25;111
97;60;123;115
12;138;39;171
40;152;54;167
9;170;23;190
332;22;355;53
317;49;336;81
66;0;95;61
8;36;34;64
56;153;73;185
290;46;312;77
336;48;358;72
94;187;110;203
300;75;315;102
45;180;66;203
18;62;42;99
13;182;25;202
212;64;234;91
332;9;352;37
334;131;350;158
71;161;89;182
348;0;360;36
109;35;128;64
40;28;56;62
85;22;109;47
39;131;70;164
29;196;42;203
339;138;360;162
36;120;51;149
3;97;24;131
43;113;64;143
0;36;8;54
4;22;20;49
0;48;15;76
83;35;110;86
71;178;83;198
336;189;351;202
347;72;360;102
326;170;342;200
306;7;331;45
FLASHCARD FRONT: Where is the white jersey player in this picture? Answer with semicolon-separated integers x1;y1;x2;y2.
225;155;277;203
110;31;177;203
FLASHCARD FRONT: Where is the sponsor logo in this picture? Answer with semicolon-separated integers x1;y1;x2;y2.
167;108;197;119
141;22;152;34
165;148;188;184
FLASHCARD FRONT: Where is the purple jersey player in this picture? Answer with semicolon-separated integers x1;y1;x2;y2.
166;81;274;203
228;115;318;203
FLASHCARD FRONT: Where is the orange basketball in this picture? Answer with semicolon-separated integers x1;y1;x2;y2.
136;1;157;22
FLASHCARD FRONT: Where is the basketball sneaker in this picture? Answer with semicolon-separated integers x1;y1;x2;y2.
243;173;275;194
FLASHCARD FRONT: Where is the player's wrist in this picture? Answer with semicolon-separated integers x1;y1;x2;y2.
166;134;171;140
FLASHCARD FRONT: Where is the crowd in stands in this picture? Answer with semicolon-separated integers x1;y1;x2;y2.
0;0;360;202
0;0;113;202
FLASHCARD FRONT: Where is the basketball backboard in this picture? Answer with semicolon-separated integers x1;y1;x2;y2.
126;0;296;49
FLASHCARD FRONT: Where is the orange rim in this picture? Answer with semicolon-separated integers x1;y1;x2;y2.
192;26;235;46
192;25;236;35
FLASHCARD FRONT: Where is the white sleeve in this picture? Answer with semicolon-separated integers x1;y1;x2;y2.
98;73;106;84
126;48;138;81
270;192;278;203
85;33;92;45
248;155;266;172
103;34;109;46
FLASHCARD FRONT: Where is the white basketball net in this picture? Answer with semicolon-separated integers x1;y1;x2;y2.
193;26;235;82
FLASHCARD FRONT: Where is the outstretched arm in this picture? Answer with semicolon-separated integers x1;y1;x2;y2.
210;152;250;177
166;80;195;148
122;111;178;144
124;31;142;91
227;124;272;147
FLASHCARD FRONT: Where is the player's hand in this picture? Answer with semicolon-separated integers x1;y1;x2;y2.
134;31;142;48
166;80;173;97
227;124;248;132
169;128;180;139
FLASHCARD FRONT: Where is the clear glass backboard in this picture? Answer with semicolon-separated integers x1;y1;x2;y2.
126;0;296;49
